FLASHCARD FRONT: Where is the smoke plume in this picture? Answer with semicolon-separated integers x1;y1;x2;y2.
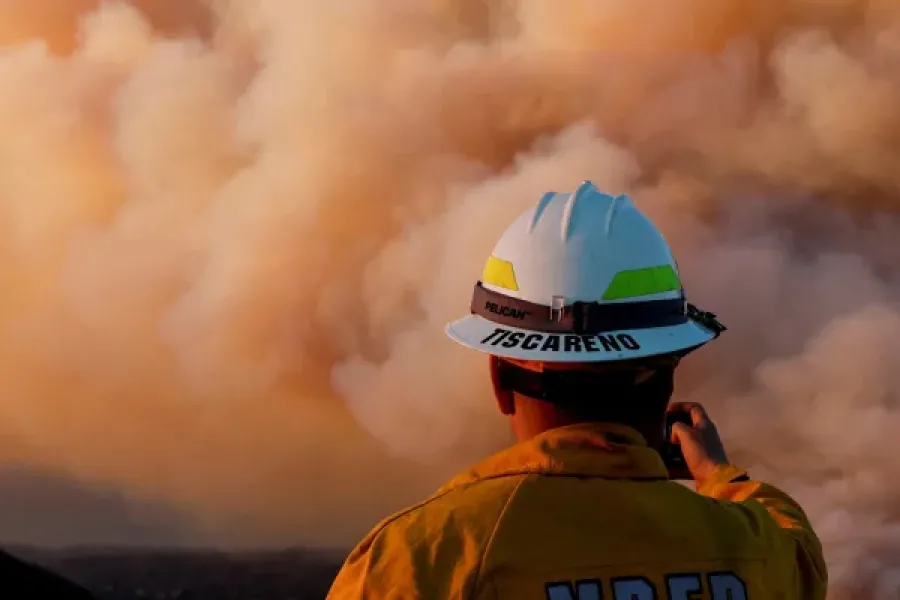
0;0;898;595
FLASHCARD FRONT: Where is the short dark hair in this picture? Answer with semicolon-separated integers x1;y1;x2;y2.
554;367;675;424
496;359;675;427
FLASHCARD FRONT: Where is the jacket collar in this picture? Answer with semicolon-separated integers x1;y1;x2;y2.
441;423;669;492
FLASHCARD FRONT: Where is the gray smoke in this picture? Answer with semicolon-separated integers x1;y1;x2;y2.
0;1;897;596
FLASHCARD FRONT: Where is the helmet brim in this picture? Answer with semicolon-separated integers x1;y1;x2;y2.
445;314;715;362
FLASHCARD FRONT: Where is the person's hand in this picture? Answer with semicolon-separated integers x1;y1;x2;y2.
667;402;729;487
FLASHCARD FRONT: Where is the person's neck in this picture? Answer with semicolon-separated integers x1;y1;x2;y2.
507;393;665;445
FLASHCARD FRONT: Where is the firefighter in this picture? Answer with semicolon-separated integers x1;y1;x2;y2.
327;181;827;600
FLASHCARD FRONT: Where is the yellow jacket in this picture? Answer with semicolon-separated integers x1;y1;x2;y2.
327;423;827;600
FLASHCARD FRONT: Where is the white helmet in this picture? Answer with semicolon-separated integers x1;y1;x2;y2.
445;181;725;363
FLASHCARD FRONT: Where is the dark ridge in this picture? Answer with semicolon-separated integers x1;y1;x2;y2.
9;546;346;600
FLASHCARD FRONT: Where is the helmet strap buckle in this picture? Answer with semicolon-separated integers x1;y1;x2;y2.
686;303;727;337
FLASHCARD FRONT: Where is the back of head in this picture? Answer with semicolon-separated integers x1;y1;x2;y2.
445;181;726;440
489;355;678;442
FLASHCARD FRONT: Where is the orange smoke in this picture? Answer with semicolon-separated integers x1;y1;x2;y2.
0;1;897;597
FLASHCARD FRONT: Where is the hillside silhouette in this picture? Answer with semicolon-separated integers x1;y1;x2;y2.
16;547;344;600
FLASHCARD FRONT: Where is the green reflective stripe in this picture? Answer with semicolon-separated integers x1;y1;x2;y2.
602;265;681;300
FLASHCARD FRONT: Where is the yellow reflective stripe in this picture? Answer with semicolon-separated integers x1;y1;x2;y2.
602;265;681;300
482;256;519;291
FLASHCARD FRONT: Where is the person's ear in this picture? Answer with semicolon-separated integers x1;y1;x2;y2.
489;355;515;415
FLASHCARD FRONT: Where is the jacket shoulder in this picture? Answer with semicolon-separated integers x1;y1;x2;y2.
328;474;527;599
368;472;527;553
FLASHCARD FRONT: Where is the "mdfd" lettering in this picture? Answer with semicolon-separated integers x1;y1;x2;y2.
545;573;748;600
